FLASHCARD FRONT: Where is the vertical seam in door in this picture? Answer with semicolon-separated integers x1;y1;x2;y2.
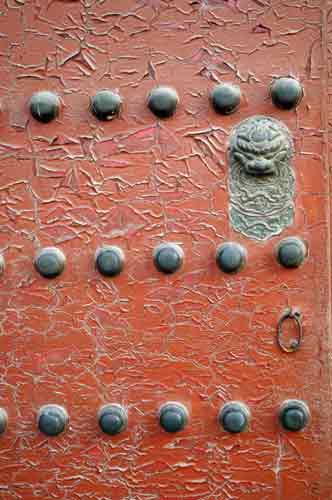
321;0;332;492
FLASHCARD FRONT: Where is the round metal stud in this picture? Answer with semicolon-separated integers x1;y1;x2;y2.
159;402;188;433
98;404;128;435
95;246;124;277
270;77;303;110
210;83;241;115
29;91;60;123
0;408;8;434
278;400;310;432
147;86;179;118
218;402;250;434
90;90;122;121
37;404;68;437
0;255;5;275
34;247;66;279
275;237;306;269
153;243;183;274
216;242;246;274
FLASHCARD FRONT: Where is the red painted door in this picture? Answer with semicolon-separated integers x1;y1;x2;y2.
0;1;331;499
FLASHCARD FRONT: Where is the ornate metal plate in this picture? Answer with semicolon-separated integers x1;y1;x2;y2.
228;115;295;240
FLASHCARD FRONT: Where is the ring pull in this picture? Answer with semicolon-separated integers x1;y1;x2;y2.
277;308;302;353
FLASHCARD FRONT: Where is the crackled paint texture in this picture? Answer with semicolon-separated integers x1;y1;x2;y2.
0;0;331;499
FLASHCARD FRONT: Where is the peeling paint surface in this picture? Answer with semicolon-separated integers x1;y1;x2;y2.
0;0;331;499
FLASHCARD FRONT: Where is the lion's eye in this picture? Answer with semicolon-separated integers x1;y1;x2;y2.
268;138;283;152
275;150;288;162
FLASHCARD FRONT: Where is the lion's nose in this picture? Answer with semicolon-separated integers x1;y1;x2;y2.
247;158;274;176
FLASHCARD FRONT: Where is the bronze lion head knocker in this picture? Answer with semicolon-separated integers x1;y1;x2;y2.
228;115;295;240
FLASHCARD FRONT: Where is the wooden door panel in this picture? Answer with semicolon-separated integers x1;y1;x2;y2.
0;1;331;499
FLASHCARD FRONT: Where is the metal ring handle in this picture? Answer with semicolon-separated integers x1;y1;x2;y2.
276;308;302;353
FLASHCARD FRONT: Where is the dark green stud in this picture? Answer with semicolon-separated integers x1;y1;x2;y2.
153;243;183;274
0;255;5;275
210;83;241;115
90;90;122;121
38;405;68;437
270;77;303;110
159;402;188;433
34;247;66;279
216;242;246;274
95;246;124;277
30;91;60;123
218;402;250;434
147;86;179;118
279;400;310;432
275;237;306;269
0;408;8;434
98;404;127;435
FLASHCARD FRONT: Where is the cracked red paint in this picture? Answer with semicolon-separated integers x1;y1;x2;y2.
0;0;331;499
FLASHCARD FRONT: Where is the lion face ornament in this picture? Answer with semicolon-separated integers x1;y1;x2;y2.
228;115;295;240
